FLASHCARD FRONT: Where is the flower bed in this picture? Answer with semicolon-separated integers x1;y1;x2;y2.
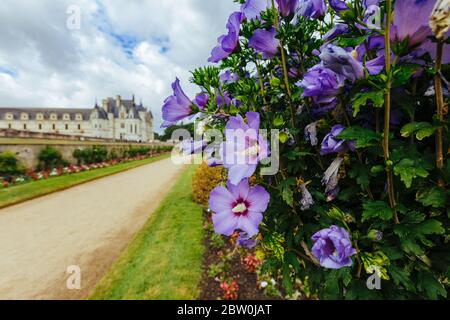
199;209;281;300
0;152;167;189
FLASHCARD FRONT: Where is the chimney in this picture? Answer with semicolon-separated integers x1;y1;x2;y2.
116;95;121;108
102;99;108;113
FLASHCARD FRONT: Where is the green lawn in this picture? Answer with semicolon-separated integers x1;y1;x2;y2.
89;165;204;300
0;154;170;209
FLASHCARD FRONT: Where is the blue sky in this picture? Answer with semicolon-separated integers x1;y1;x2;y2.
0;0;239;132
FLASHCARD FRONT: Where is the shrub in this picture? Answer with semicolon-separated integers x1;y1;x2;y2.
0;151;25;176
192;162;226;206
162;1;450;299
73;146;108;165
38;146;67;170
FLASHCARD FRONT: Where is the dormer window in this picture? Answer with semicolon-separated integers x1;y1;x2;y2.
36;113;44;120
63;113;70;120
76;113;82;121
5;113;13;120
50;113;57;120
21;113;29;120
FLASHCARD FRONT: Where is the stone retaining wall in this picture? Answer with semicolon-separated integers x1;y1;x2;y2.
0;141;169;168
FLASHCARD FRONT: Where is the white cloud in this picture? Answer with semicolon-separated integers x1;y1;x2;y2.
0;0;239;131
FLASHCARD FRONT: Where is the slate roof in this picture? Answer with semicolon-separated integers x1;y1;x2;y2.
0;96;153;121
0;107;92;121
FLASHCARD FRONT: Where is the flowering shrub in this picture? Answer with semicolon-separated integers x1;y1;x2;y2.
162;0;449;299
192;162;226;205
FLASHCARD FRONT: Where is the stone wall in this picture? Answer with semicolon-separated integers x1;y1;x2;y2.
0;141;170;169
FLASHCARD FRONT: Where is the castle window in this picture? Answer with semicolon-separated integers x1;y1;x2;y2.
121;123;125;129
5;113;13;120
65;124;69;130
52;124;56;130
63;114;70;120
76;114;82;121
78;124;81;130
36;113;44;120
50;113;57;120
38;124;42;130
130;124;133;132
135;124;137;133
8;124;11;129
21;113;28;120
23;124;27;130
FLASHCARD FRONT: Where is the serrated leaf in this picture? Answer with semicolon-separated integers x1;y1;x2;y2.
392;64;420;87
393;158;429;188
417;272;447;299
338;126;380;148
400;122;437;141
337;35;369;48
416;187;447;208
362;201;393;221
281;185;294;207
389;265;415;292
351;91;384;116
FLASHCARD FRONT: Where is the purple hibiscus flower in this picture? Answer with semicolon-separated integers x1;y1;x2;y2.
298;64;344;100
298;0;327;19
319;45;364;83
180;139;207;155
323;24;349;42
311;225;357;269
276;0;299;17
249;28;280;59
391;0;436;48
329;0;348;14
209;179;270;237
194;92;209;110
241;0;270;20
208;12;245;63
237;232;257;248
220;70;239;84
220;112;270;185
320;125;355;155
161;78;194;128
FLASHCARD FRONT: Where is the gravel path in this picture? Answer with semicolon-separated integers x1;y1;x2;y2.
0;157;185;300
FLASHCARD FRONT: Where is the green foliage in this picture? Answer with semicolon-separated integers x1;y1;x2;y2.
174;0;450;300
38;146;67;170
401;122;438;141
351;91;384;116
0;151;26;175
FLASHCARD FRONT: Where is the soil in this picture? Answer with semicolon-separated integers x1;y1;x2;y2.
198;212;274;300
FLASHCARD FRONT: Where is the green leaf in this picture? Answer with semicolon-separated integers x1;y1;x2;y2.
280;183;294;207
417;272;447;299
392;64;420;87
400;122;437;141
362;201;393;222
393;158;429;188
351;91;384;116
389;265;415;292
338;126;380;148
416;187;448;208
394;219;444;255
349;163;371;188
337;35;368;48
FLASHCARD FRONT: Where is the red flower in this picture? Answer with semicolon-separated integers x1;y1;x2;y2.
220;279;239;300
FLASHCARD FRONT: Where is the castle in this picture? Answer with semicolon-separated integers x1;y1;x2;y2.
0;95;154;142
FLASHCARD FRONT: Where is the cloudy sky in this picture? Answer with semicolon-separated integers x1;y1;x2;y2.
0;0;239;132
